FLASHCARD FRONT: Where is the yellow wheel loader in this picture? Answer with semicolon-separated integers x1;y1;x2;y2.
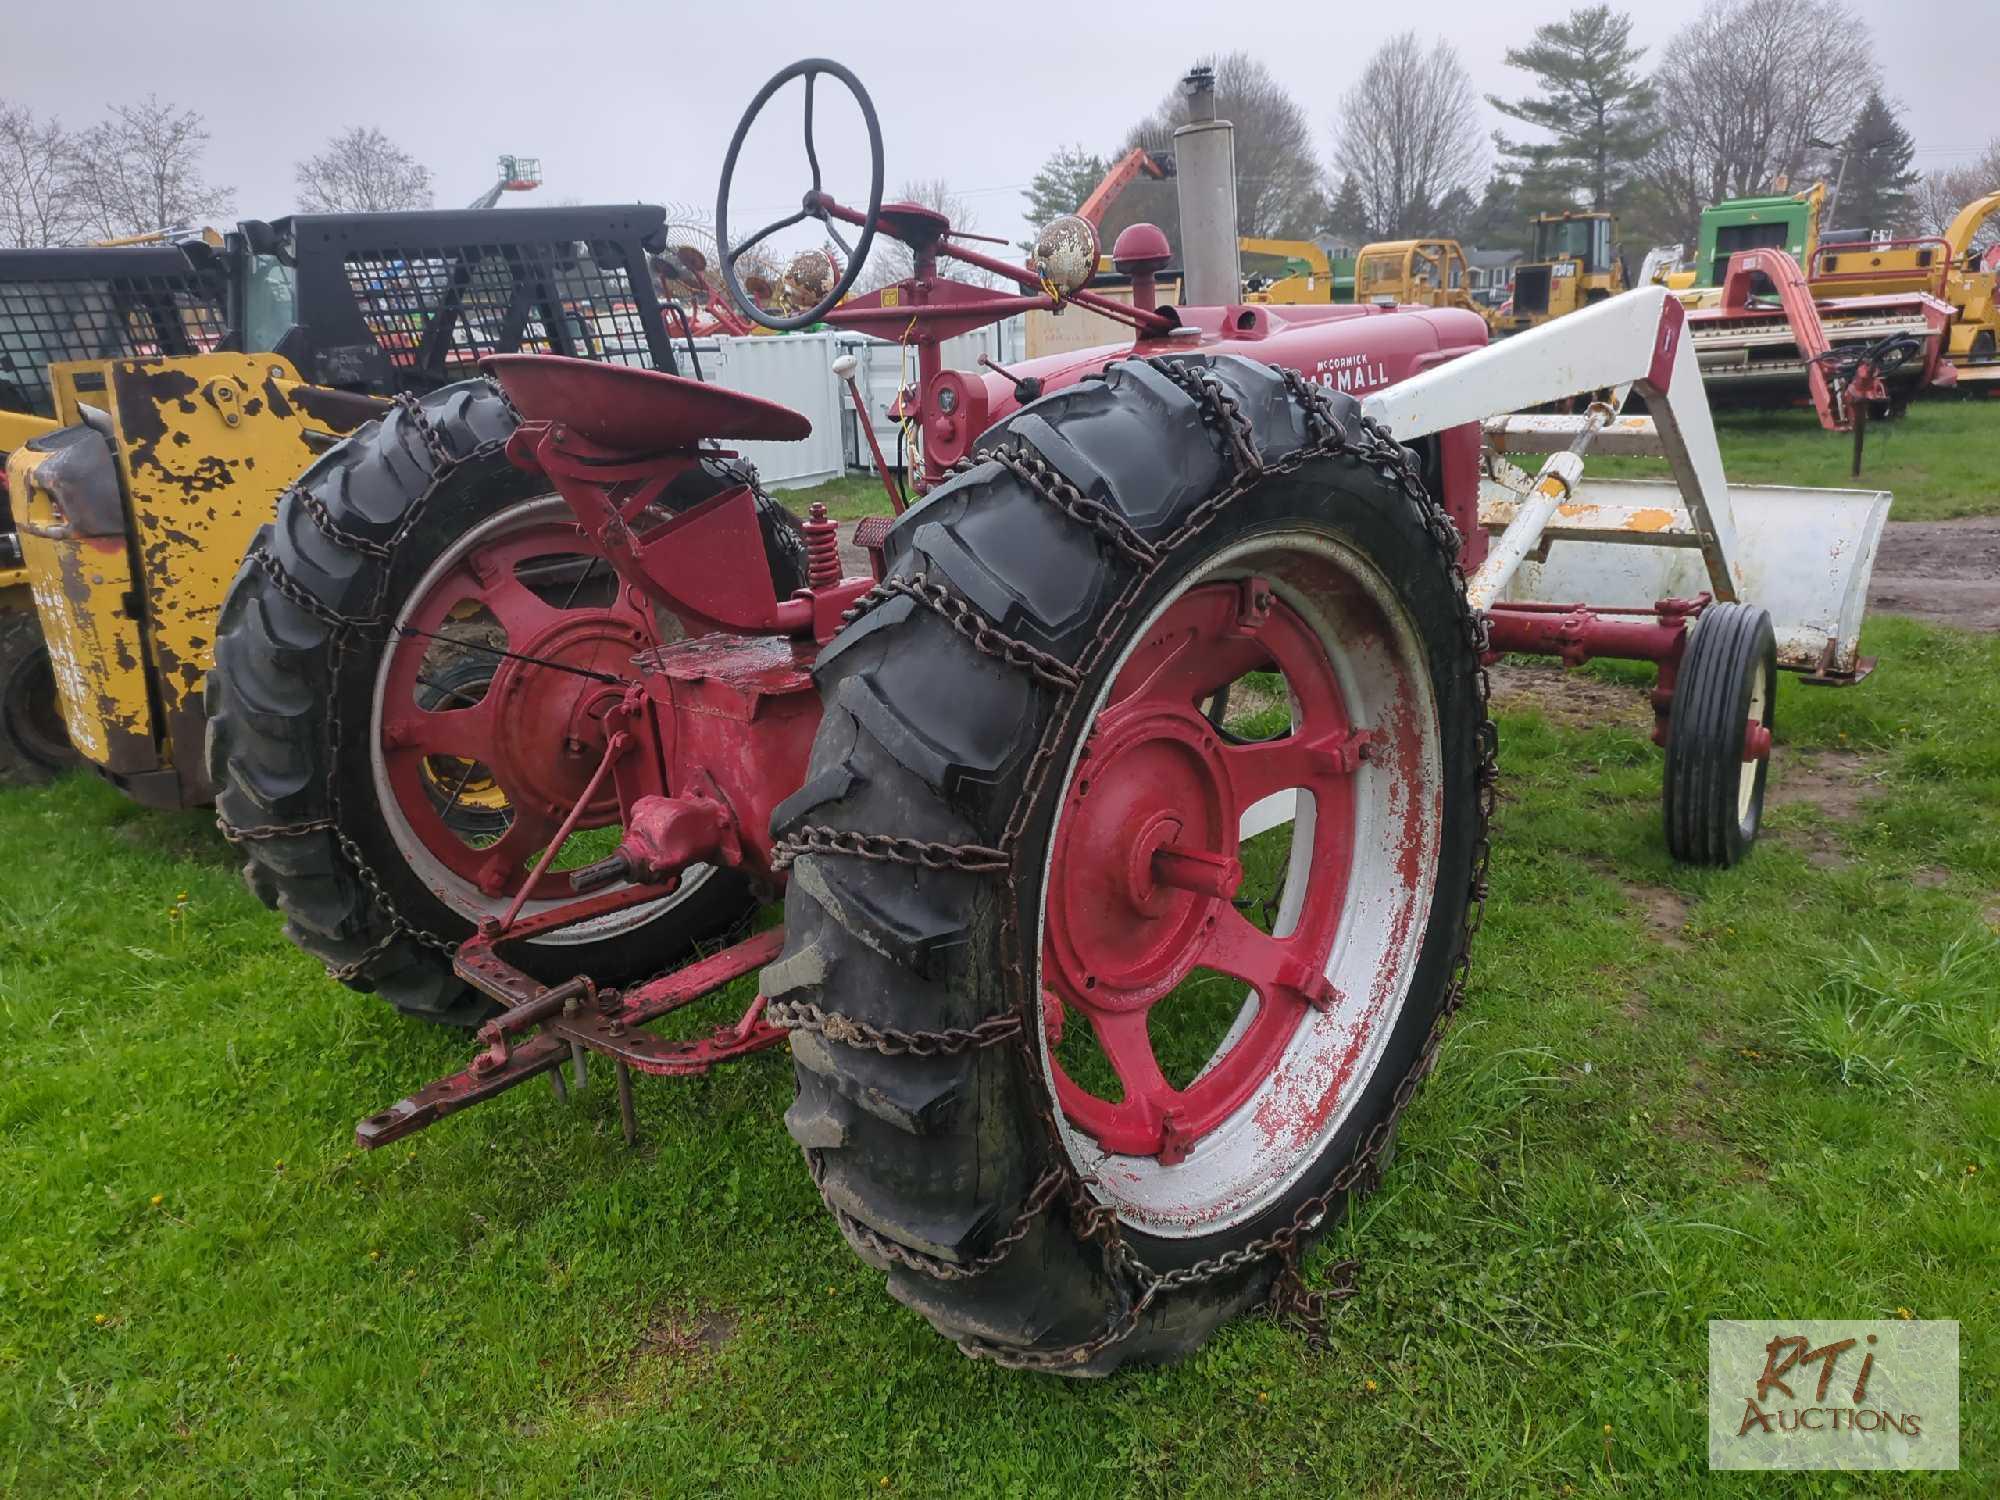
1496;211;1626;335
1;206;691;794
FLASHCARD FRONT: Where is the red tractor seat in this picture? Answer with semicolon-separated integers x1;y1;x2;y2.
482;354;811;453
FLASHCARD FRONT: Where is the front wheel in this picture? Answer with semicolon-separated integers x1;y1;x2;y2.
1663;602;1775;867
768;357;1490;1372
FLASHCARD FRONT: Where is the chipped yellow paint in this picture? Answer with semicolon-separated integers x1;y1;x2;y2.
1623;507;1677;533
10;441;151;771
11;351;382;802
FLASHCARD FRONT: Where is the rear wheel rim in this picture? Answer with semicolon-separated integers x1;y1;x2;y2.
1036;529;1443;1239
369;496;706;942
1737;653;1772;826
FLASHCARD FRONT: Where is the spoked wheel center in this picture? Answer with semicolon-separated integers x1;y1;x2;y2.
1045;701;1240;1014
371;498;675;921
1037;539;1444;1239
1043;575;1375;1170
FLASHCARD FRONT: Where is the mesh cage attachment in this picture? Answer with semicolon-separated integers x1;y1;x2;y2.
0;255;227;417
340;238;659;376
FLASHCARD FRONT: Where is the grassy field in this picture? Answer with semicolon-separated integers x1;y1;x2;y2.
1569;398;1997;523
4;412;1998;1494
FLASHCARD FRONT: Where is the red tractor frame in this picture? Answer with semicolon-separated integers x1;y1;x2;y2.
300;59;1886;1371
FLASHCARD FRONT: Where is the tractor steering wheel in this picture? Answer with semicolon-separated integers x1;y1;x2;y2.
716;59;884;332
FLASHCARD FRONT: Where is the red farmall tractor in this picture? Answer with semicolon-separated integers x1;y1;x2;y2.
206;61;1888;1371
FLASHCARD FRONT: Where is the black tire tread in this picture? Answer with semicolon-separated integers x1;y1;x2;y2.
1663;601;1775;867
771;357;1481;1373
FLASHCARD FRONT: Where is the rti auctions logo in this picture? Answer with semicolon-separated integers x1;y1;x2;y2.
1708;1319;1958;1471
1735;1330;1920;1439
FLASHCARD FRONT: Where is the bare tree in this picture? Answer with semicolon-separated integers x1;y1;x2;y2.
72;96;233;239
1124;53;1324;240
856;178;998;292
1642;0;1878;246
0;102;88;247
295;127;434;214
1910;141;2000;253
1333;33;1484;239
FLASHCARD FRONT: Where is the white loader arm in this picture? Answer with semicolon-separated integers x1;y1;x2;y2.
1361;287;1741;601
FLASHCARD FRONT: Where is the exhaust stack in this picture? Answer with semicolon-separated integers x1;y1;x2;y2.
1173;66;1241;307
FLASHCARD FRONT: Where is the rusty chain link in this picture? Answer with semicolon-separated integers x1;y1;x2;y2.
770;825;1011;875
841;575;1082;692
767;998;1023;1056
820;1164;1070;1283
973;447;1163;568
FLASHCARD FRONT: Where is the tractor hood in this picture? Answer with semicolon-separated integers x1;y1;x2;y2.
936;301;1488;470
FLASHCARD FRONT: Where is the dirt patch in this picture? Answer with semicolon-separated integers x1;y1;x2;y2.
1765;748;1880;870
1765;748;1879;818
1912;866;1951;890
1671;1057;1768;1180
636;1306;737;1361
1867;517;2000;633
579;1305;736;1419
1624;881;1691;950
1487;659;1654;734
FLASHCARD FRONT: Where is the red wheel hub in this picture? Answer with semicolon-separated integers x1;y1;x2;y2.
1043;579;1370;1163
377;517;652;900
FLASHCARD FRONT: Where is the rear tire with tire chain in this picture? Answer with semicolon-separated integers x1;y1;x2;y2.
1663;601;1775;867
205;379;807;1026
768;357;1486;1373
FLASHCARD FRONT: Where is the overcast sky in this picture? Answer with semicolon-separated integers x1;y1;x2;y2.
7;0;1992;254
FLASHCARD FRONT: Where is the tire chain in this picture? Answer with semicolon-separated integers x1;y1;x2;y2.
792;356;1496;1370
767;998;1023;1056
770;825;1009;874
815;1163;1069;1282
840;575;1082;691
216;393;518;977
951;448;1162;569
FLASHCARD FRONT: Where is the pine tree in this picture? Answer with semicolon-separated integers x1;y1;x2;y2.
1464;176;1529;251
1325;176;1369;241
1833;92;1918;233
1488;5;1657;213
1020;144;1108;249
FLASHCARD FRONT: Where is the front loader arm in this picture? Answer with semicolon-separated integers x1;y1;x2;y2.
1361;285;1741;602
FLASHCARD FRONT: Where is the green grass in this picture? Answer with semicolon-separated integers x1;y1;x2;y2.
783;472;905;522
7;396;2000;1493
1593;398;2000;521
3;610;1996;1495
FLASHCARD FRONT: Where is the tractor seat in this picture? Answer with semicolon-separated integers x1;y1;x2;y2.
482;354;811;454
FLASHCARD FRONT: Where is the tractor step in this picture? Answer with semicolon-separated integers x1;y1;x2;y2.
355;925;786;1149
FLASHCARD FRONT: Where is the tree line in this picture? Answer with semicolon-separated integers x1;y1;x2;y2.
1024;0;1998;259
5;2;1994;261
0;101;434;247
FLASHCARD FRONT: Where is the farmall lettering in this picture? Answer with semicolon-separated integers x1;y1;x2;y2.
1313;350;1391;395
